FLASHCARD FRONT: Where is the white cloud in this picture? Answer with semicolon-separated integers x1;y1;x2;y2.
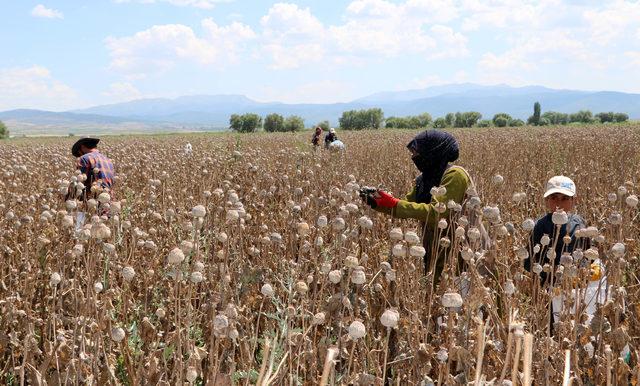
583;1;640;45
255;80;356;104
102;82;143;101
31;4;64;19
625;51;640;67
114;0;231;9
0;66;78;111
105;19;255;75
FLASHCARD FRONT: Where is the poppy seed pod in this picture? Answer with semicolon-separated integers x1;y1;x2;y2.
410;245;426;258
345;255;359;268
328;270;343;284
436;348;448;363
168;247;185;265
389;228;403;241
191;205;206;218
313;312;326;325
261;283;274;297
357;216;373;229
380;309;399;328
437;219;448;229
111;327;125;342
492;175;504;184
455;226;466;239
626;195;639;208
504;279;515;295
461;248;474;261
186;367;198;383
540;234;551;246
94;282;103;293
612;242;625;258
522;219;535;232
348;321;366;340
317;215;328;228
294;281;308;294
608;193;618;203
332;217;346;231
392;244;407;257
467;227;481;242
532;263;543;274
441;292;463;308
98;192;111;204
552;210;569;225
50;272;62;287
404;231;420;245
351;269;366;285
121;266;135;282
190;271;204;284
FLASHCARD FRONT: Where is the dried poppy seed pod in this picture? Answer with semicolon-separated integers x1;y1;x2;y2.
504;279;515;295
410;245;426;258
436;348;448;363
540;234;550;246
121;266;135;282
168;247;185;265
611;242;625;258
191;205;206;218
389;228;403;241
351;269;366;285
392;244;407;257
345;255;359;268
155;308;166;318
385;270;396;282
49;272;62;287
348;321;366;340
111;327;125;342
552;210;568;225
190;271;204;284
437;219;448;230
380;309;399;328
328;270;343;284
441;292;463;308
522;219;535;232
608;212;622;225
316;215;328;228
516;247;528;261
492;175;504;185
455;226;466;239
94;282;103;293
332;217;345;231
261;283;274;297
626;195;639;208
294;281;308;294
186;367;198;383
532;263;543;274
467;227;481;242
607;193;618;203
357;216;373;229
461;248;474;261
313;312;326;325
97;192;110;204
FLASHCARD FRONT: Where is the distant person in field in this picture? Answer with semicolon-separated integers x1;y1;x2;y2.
311;126;323;149
324;127;337;149
360;130;476;279
524;176;605;325
185;142;193;155
71;137;115;201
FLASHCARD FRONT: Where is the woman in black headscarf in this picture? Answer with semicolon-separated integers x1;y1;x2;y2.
362;130;472;278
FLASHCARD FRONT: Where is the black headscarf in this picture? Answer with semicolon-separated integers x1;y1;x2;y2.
407;130;459;203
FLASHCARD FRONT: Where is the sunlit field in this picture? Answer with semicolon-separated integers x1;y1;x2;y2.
1;124;640;385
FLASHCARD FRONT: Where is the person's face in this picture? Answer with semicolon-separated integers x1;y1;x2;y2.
545;193;575;212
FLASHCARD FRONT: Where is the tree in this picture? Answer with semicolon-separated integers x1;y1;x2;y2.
541;111;569;125
317;120;330;131
415;112;432;128
527;102;541;125
477;119;492;127
510;119;525;127
492;113;512;127
494;116;509;127
283;116;305;132
229;113;262;133
453;111;482;128
569;110;593;123
0;121;7;139
264;113;285;132
444;113;455;127
339;108;384;130
433;117;447;128
614;113;629;122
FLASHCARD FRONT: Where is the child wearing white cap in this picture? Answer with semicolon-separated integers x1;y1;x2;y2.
525;175;607;327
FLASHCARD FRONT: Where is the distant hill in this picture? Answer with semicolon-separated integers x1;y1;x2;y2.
2;84;640;135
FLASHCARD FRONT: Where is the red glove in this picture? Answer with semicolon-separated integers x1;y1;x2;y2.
374;190;399;208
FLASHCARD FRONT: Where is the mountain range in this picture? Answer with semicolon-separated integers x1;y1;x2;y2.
2;83;639;135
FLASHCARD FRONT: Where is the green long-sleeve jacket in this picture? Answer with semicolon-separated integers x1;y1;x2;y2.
375;165;471;276
375;166;470;224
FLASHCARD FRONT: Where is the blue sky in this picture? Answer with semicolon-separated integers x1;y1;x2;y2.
1;0;639;111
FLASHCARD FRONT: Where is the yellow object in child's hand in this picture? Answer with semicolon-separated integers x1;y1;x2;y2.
589;263;602;281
